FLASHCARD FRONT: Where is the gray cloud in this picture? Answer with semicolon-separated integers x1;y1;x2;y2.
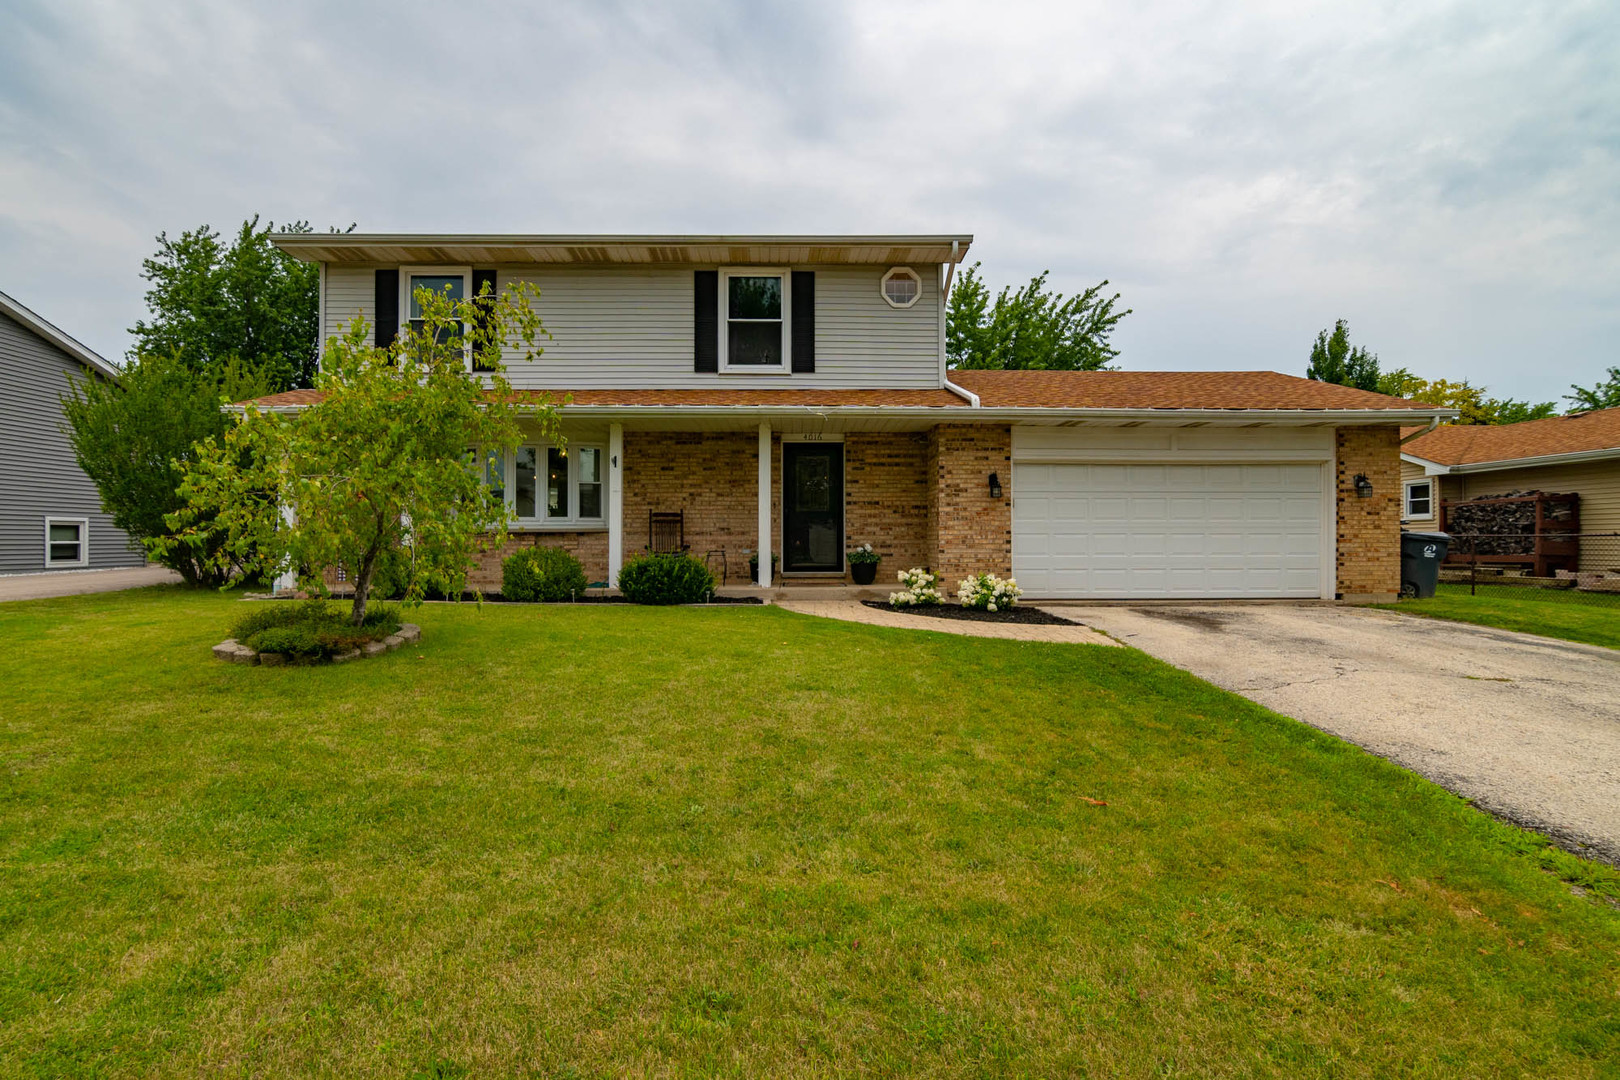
1;0;1615;400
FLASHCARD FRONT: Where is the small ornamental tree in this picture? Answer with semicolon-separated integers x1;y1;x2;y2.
157;280;559;625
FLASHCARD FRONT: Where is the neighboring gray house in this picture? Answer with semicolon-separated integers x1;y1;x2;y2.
0;290;144;574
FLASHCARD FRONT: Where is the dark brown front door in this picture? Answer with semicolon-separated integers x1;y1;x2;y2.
783;442;843;573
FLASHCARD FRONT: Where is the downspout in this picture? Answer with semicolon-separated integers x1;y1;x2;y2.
1399;416;1441;444
939;240;980;406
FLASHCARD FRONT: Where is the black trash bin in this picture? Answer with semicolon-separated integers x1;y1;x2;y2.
1400;530;1451;598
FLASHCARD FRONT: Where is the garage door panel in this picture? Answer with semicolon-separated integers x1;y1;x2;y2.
1013;461;1324;599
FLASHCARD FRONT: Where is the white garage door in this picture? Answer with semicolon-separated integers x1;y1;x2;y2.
1012;462;1326;599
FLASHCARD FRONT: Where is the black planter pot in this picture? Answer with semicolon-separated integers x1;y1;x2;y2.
850;562;878;585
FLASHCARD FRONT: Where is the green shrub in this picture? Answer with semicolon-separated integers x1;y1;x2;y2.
229;598;401;660
502;546;589;602
617;552;716;605
246;625;321;659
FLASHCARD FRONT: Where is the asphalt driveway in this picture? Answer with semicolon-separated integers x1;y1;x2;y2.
1055;604;1620;865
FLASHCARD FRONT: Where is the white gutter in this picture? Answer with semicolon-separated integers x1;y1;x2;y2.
1404;444;1620;475
231;401;1456;425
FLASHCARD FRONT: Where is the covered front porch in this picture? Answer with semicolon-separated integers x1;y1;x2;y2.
467;409;1009;594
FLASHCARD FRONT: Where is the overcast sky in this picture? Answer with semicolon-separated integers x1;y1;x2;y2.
2;0;1615;401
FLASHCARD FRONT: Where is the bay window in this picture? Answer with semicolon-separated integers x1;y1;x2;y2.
483;444;606;528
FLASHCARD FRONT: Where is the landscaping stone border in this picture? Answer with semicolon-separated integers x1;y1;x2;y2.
212;624;421;666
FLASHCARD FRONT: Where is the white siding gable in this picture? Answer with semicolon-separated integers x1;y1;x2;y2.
321;264;943;390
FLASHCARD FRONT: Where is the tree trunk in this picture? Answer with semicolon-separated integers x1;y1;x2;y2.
350;547;379;626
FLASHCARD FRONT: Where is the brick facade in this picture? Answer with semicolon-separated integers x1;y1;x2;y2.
927;424;1012;585
843;432;930;576
1335;425;1401;602
623;431;761;585
468;530;608;593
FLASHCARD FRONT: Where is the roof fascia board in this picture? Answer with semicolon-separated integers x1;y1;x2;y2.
231;402;1456;423
0;290;121;380
273;232;975;249
1407;445;1620;475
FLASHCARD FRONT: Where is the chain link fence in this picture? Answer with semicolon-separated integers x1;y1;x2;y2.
1439;532;1620;606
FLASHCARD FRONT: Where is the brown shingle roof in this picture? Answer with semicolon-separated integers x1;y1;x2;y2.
236;371;1443;413
1402;407;1620;467
951;369;1435;410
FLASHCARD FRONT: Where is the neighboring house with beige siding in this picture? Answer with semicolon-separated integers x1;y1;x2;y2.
1402;408;1620;569
260;233;1452;603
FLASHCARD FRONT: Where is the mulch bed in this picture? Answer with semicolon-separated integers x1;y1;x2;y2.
477;594;764;605
861;601;1078;625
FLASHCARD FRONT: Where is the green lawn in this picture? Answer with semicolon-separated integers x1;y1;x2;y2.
1381;583;1620;649
2;588;1618;1077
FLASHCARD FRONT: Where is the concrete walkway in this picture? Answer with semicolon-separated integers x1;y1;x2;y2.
0;566;182;602
1061;603;1620;864
775;599;1120;646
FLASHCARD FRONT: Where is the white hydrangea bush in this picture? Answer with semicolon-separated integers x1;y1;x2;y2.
889;567;942;606
957;572;1022;612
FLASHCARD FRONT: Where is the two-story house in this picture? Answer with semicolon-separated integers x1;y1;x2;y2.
253;233;1450;602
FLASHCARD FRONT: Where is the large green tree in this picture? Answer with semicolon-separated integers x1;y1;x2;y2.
158;280;557;624
61;353;270;585
1305;319;1382;392
947;263;1130;370
1567;367;1620;412
1309;320;1556;423
131;216;347;392
1376;368;1557;425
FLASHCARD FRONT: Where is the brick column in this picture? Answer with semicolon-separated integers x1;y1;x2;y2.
927;424;1012;585
1335;425;1401;603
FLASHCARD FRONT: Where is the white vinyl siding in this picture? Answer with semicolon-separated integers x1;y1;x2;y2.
323;265;376;344
322;264;943;389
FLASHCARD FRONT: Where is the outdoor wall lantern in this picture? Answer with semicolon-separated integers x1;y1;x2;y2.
988;472;1003;499
1353;473;1374;498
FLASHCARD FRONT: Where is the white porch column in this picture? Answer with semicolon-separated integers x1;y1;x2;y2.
757;422;772;587
608;422;624;587
272;501;297;594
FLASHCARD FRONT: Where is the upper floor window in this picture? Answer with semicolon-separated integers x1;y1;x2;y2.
881;266;922;308
721;269;789;371
403;267;468;346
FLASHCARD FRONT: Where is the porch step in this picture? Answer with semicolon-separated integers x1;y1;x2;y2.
771;584;885;601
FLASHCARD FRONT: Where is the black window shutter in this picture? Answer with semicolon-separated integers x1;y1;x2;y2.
470;269;498;370
374;269;399;348
694;270;719;372
791;271;815;373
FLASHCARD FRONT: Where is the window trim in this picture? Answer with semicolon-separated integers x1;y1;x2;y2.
880;265;922;309
1404;479;1434;519
719;267;791;374
497;443;608;530
399;264;472;369
44;516;89;569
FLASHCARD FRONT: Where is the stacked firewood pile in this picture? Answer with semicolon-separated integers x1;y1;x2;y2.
1446;491;1578;555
